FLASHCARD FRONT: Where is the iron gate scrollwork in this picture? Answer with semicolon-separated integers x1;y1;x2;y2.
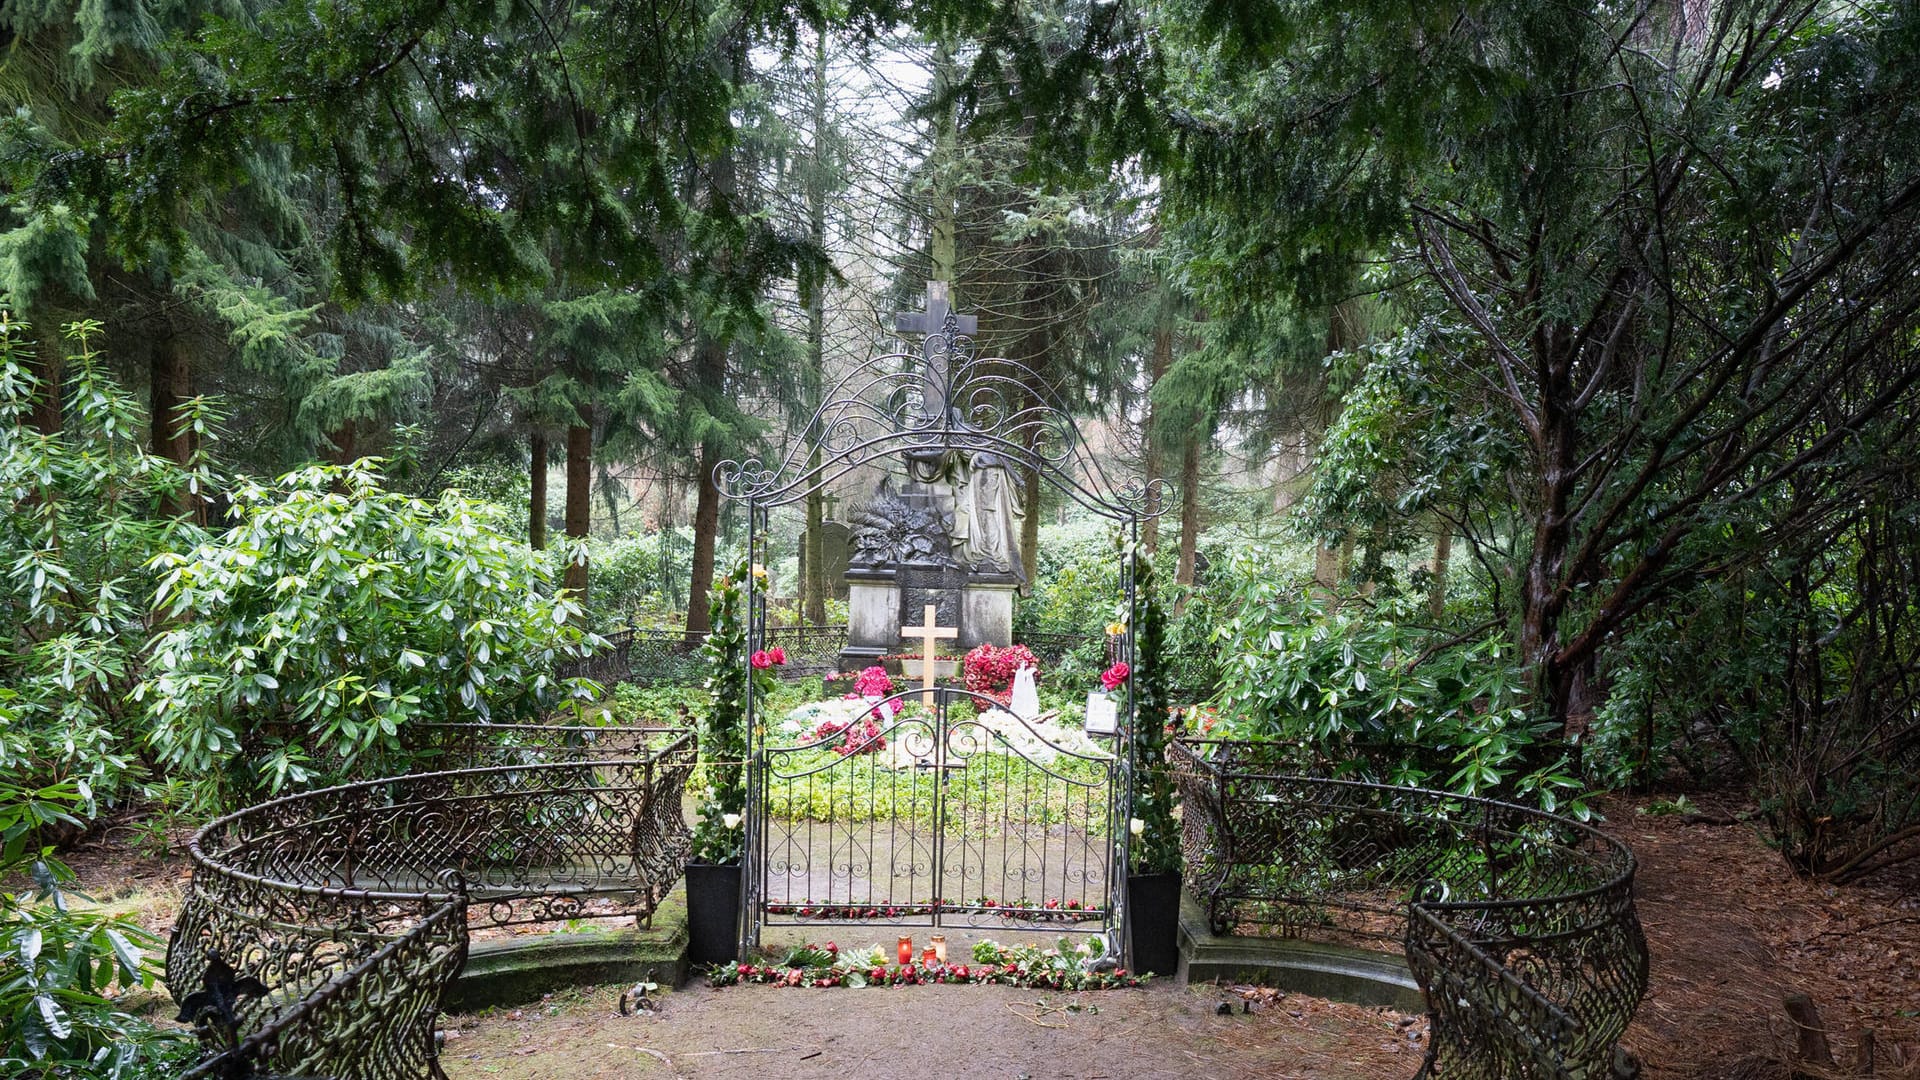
714;291;1173;963
755;687;1120;933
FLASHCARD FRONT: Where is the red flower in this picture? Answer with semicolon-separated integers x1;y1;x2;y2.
770;646;788;665
751;650;774;670
1100;661;1131;692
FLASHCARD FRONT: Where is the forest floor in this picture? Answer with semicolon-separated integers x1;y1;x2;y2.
47;791;1920;1078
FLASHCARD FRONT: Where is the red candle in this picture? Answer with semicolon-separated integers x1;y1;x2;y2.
921;946;937;965
897;936;913;965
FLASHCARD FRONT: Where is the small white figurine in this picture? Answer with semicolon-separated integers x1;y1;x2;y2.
1009;663;1041;721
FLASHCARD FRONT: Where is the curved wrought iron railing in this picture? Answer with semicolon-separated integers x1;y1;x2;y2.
1170;739;1647;1079
168;726;695;1080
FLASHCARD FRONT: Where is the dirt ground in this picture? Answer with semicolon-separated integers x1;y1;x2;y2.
1607;794;1920;1079
44;792;1920;1079
441;980;1426;1080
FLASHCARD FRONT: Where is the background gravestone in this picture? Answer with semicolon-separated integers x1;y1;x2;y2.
798;522;853;602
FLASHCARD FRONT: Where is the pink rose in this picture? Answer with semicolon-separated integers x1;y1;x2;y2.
769;646;787;665
1100;661;1131;691
751;650;773;670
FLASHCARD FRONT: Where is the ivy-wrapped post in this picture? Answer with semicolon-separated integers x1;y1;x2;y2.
1126;544;1183;974
686;558;770;963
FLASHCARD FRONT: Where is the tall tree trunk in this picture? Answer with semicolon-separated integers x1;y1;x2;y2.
151;329;199;520
800;26;830;626
529;431;548;550
803;479;826;623
1518;333;1581;738
1313;540;1341;598
1175;436;1202;595
685;443;721;636
1142;321;1172;556
1021;463;1041;585
1429;523;1451;620
564;410;592;601
27;314;66;436
683;30;744;638
328;420;357;465
599;464;622;535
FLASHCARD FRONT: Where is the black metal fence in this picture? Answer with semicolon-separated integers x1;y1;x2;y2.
1170;739;1647;1079
562;624;852;685
168;725;695;1080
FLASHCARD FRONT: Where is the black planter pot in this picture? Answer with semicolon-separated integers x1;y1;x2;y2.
1127;871;1183;977
684;862;742;966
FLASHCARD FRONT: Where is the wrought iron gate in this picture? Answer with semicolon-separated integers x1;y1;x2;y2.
748;687;1122;938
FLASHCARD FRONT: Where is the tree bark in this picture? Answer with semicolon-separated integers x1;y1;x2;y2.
1175;435;1202;593
685;443;721;636
150;328;199;520
803;482;826;623
1142;322;1172;556
1313;540;1341;597
564;410;592;601
328;419;357;465
27;319;65;436
1429;523;1452;620
529;430;548;550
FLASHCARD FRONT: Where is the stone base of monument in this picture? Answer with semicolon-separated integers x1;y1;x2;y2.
842;564;1021;673
961;578;1015;651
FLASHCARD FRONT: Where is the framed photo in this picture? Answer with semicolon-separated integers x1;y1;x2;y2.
1084;691;1119;736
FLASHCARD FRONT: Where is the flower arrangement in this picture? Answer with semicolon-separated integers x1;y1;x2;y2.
852;666;894;698
810;714;887;757
961;643;1041;709
706;938;1141;991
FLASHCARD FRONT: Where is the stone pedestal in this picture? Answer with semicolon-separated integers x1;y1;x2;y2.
960;577;1016;652
842;569;900;671
840;565;1018;672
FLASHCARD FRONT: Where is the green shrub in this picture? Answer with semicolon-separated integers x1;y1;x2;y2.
0;316;213;818
1;782;195;1078
138;460;596;808
1211;559;1580;812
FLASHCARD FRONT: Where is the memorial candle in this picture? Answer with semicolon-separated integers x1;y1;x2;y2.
898;936;913;965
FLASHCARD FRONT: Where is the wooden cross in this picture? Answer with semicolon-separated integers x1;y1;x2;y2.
893;281;977;422
820;492;842;520
900;603;958;707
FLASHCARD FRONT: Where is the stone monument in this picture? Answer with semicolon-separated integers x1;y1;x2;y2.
838;283;1026;673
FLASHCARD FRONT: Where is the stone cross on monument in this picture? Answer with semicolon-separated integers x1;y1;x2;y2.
894;280;977;423
900;603;958;706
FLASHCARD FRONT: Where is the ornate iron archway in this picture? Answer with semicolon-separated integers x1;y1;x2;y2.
714;284;1169;960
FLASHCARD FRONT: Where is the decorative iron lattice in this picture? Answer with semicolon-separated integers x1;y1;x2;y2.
1169;739;1647;1080
166;726;695;1080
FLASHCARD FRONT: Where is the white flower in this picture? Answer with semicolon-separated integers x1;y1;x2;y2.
722;813;742;830
1129;817;1145;836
